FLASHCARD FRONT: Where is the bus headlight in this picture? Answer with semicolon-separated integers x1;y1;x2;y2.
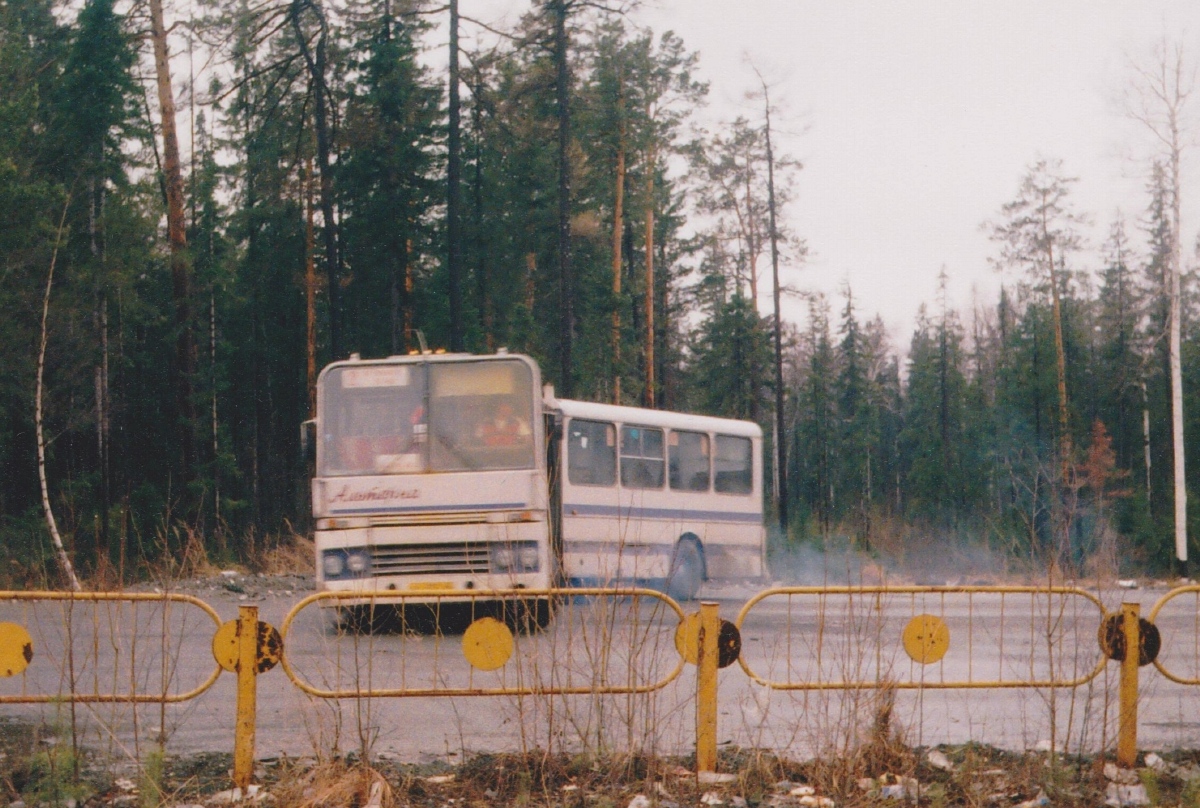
491;545;514;572
517;545;540;571
491;541;539;573
322;548;370;580
346;550;370;574
322;552;346;578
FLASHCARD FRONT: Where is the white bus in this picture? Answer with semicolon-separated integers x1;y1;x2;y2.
554;395;765;598
305;351;765;625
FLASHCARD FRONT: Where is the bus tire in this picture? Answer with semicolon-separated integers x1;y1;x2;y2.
502;598;554;633
666;539;704;602
337;604;392;634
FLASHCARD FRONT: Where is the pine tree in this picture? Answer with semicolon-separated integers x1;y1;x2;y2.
794;295;836;531
900;287;973;524
1095;215;1145;476
61;0;138;564
338;6;441;357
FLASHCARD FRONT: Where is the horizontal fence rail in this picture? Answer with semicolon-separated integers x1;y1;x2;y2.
0;591;223;704
278;588;686;699
734;585;1109;691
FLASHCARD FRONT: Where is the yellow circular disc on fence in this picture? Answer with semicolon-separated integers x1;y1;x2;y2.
902;614;950;665
674;613;741;668
212;619;240;672
462;617;513;671
0;622;33;677
254;621;282;673
211;619;282;673
674;613;702;665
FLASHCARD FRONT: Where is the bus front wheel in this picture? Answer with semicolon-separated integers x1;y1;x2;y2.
666;539;704;602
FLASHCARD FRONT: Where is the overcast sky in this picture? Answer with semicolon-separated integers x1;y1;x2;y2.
466;1;1200;351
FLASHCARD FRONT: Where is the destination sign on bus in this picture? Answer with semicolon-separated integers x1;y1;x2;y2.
340;366;411;388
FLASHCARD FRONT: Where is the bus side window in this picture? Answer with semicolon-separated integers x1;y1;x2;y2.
567;419;616;486
669;431;710;492
621;426;665;489
714;435;753;495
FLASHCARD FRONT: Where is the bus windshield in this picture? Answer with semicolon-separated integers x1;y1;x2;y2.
319;359;536;476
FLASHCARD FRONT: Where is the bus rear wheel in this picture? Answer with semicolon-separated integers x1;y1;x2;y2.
666;539;704;602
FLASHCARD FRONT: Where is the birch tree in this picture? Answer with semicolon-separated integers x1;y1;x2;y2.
36;199;82;591
1124;37;1194;572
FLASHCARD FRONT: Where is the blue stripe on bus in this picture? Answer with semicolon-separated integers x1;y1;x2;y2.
329;501;527;515
567;576;669;590
562;502;760;524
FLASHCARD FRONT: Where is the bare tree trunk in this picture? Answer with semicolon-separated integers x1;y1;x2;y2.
472;70;493;350
1029;187;1074;564
1126;38;1191;571
643;140;655;408
447;0;463;351
403;238;414;351
1042;221;1071;472
1143;381;1152;504
149;0;195;479
90;179;110;564
1167;96;1187;572
390;249;401;353
1169;175;1186;569
744;167;759;305
611;83;625;405
759;77;788;531
657;237;670;408
525;252;537;312
552;0;574;397
293;0;342;359
210;287;220;530
38;199;81;592
305;157;317;415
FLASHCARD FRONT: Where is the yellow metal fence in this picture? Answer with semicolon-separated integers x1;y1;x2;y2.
0;584;1193;785
734;586;1110;690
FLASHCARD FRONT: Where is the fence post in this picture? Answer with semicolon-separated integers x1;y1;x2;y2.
1117;602;1140;768
234;605;259;788
696;601;719;774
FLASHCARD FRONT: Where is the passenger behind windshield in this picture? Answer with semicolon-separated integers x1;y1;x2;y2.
475;401;531;446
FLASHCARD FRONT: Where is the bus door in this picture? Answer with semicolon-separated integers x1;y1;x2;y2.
544;409;564;582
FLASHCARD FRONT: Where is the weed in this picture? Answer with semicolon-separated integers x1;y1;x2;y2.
14;738;92;806
139;747;166;808
1182;775;1200;808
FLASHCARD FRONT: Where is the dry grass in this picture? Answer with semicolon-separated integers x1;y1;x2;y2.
393;744;1123;808
271;759;394;808
59;524;316;590
249;528;316;575
4;710;1189;808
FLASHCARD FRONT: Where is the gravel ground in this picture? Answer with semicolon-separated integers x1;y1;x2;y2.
127;570;316;603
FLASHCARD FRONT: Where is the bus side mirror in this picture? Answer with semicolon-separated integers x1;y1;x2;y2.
301;420;317;464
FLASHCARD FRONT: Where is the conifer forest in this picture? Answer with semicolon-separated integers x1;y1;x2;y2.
1;0;1196;581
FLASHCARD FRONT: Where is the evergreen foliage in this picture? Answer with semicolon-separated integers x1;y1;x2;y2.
1;3;1197;579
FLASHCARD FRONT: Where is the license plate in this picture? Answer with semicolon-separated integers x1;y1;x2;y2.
409;581;454;591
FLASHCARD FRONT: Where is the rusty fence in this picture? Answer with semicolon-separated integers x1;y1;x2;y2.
0;584;1193;787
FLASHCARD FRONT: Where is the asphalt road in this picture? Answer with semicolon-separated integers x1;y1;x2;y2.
2;578;1199;764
